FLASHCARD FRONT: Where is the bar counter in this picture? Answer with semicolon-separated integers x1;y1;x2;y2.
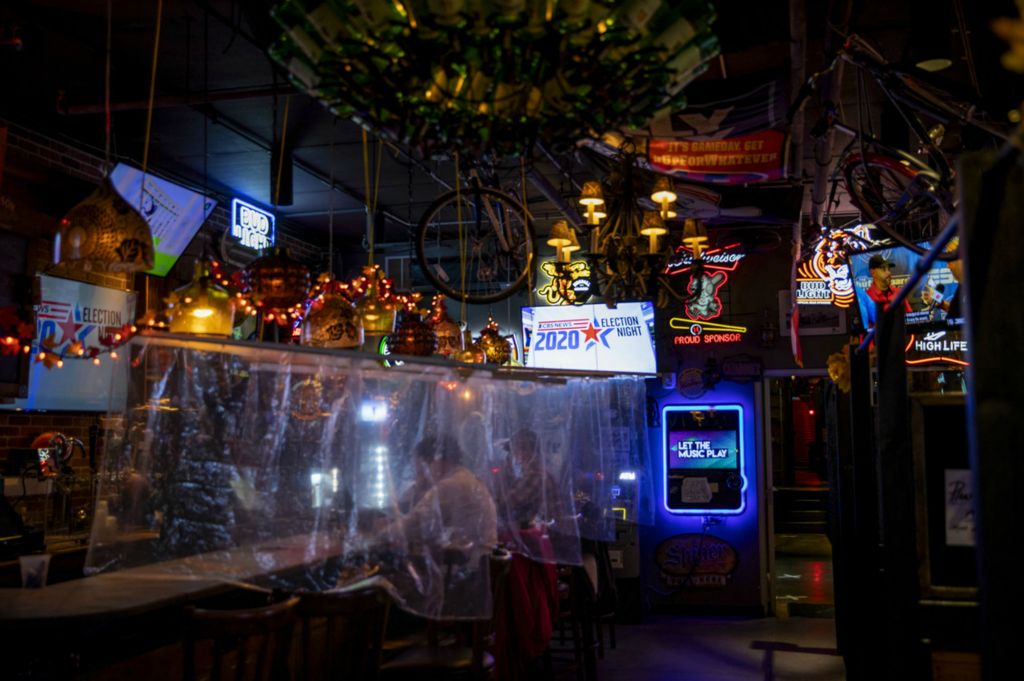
0;531;342;625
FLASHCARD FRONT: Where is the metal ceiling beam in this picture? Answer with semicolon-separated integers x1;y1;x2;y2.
60;85;294;115
192;102;414;227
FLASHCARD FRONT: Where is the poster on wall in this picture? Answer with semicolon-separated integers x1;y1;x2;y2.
654;533;739;588
778;290;847;336
2;275;134;412
521;302;656;373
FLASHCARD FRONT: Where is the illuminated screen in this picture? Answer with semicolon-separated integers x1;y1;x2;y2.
521;301;657;374
850;246;962;331
110;163;216;277
667;430;738;470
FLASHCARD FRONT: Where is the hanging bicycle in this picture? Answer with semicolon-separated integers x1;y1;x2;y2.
415;174;535;305
789;34;1009;259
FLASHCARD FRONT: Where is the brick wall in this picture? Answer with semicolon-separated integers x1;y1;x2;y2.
0;412;104;528
1;121;324;532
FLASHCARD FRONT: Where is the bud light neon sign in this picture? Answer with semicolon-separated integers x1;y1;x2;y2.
230;199;275;251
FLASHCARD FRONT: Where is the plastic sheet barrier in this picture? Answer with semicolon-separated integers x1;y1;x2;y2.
86;335;652;620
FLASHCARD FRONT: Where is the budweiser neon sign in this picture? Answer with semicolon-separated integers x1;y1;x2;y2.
665;243;746;276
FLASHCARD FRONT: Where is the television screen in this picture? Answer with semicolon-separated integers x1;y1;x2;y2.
0;275;133;412
522;301;657;374
109;163;216;277
667;430;739;470
850;246;963;331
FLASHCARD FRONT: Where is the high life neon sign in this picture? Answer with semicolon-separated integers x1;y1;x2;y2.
664;242;746;322
231;199;275;251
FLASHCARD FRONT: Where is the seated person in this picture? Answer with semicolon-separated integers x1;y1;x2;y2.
500;428;569;532
386;434;498;613
396;433;497;549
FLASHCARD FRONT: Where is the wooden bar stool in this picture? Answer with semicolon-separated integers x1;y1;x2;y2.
380;550;513;681
183;595;300;681
295;586;391;681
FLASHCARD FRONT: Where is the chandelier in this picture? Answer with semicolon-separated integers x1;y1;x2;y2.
268;1;719;157
550;150;710;308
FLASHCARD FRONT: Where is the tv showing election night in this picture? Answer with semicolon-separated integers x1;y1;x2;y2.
521;301;657;374
109;163;216;277
667;430;739;470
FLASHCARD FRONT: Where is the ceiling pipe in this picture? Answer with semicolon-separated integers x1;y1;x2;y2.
191;103;415;227
59;85;294;115
525;166;585;229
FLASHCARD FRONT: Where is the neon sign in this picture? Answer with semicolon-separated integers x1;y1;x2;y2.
670;317;747;346
537;260;592;305
230;199;275;251
794;227;871;308
664;242;746;276
904;330;970;367
664;242;745;321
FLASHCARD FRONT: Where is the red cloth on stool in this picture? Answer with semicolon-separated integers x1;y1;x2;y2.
494;532;560;680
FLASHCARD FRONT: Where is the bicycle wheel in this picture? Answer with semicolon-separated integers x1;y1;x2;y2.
415;186;535;304
841;152;957;259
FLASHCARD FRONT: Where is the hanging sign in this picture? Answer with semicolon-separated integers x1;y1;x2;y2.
794;228;858;308
230;199;275;251
665;243;746;322
669;317;747;347
664;243;746;277
647;130;787;184
905;329;969;368
536;260;592;305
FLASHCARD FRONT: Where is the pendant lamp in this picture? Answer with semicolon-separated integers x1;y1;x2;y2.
167;259;235;336
56;178;155;272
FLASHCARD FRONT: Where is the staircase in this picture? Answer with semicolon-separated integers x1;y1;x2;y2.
774;487;829;534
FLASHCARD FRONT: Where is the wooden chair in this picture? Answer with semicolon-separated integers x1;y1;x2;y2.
294;586;391;681
183;595;300;681
546;566;599;681
380;549;513;681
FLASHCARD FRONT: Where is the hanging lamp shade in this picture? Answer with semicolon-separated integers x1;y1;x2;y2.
56;177;154;272
561;228;581;260
427;295;463;358
356;284;396;334
546;220;573;248
246;247;311;311
301;288;363;348
353;265;398;335
682;218;709;257
474;317;511;365
167;259;235;336
579;181;605;226
640;211;668;254
391;312;438;356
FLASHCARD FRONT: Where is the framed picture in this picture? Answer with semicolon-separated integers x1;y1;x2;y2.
778;290;847;336
911;394;977;599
